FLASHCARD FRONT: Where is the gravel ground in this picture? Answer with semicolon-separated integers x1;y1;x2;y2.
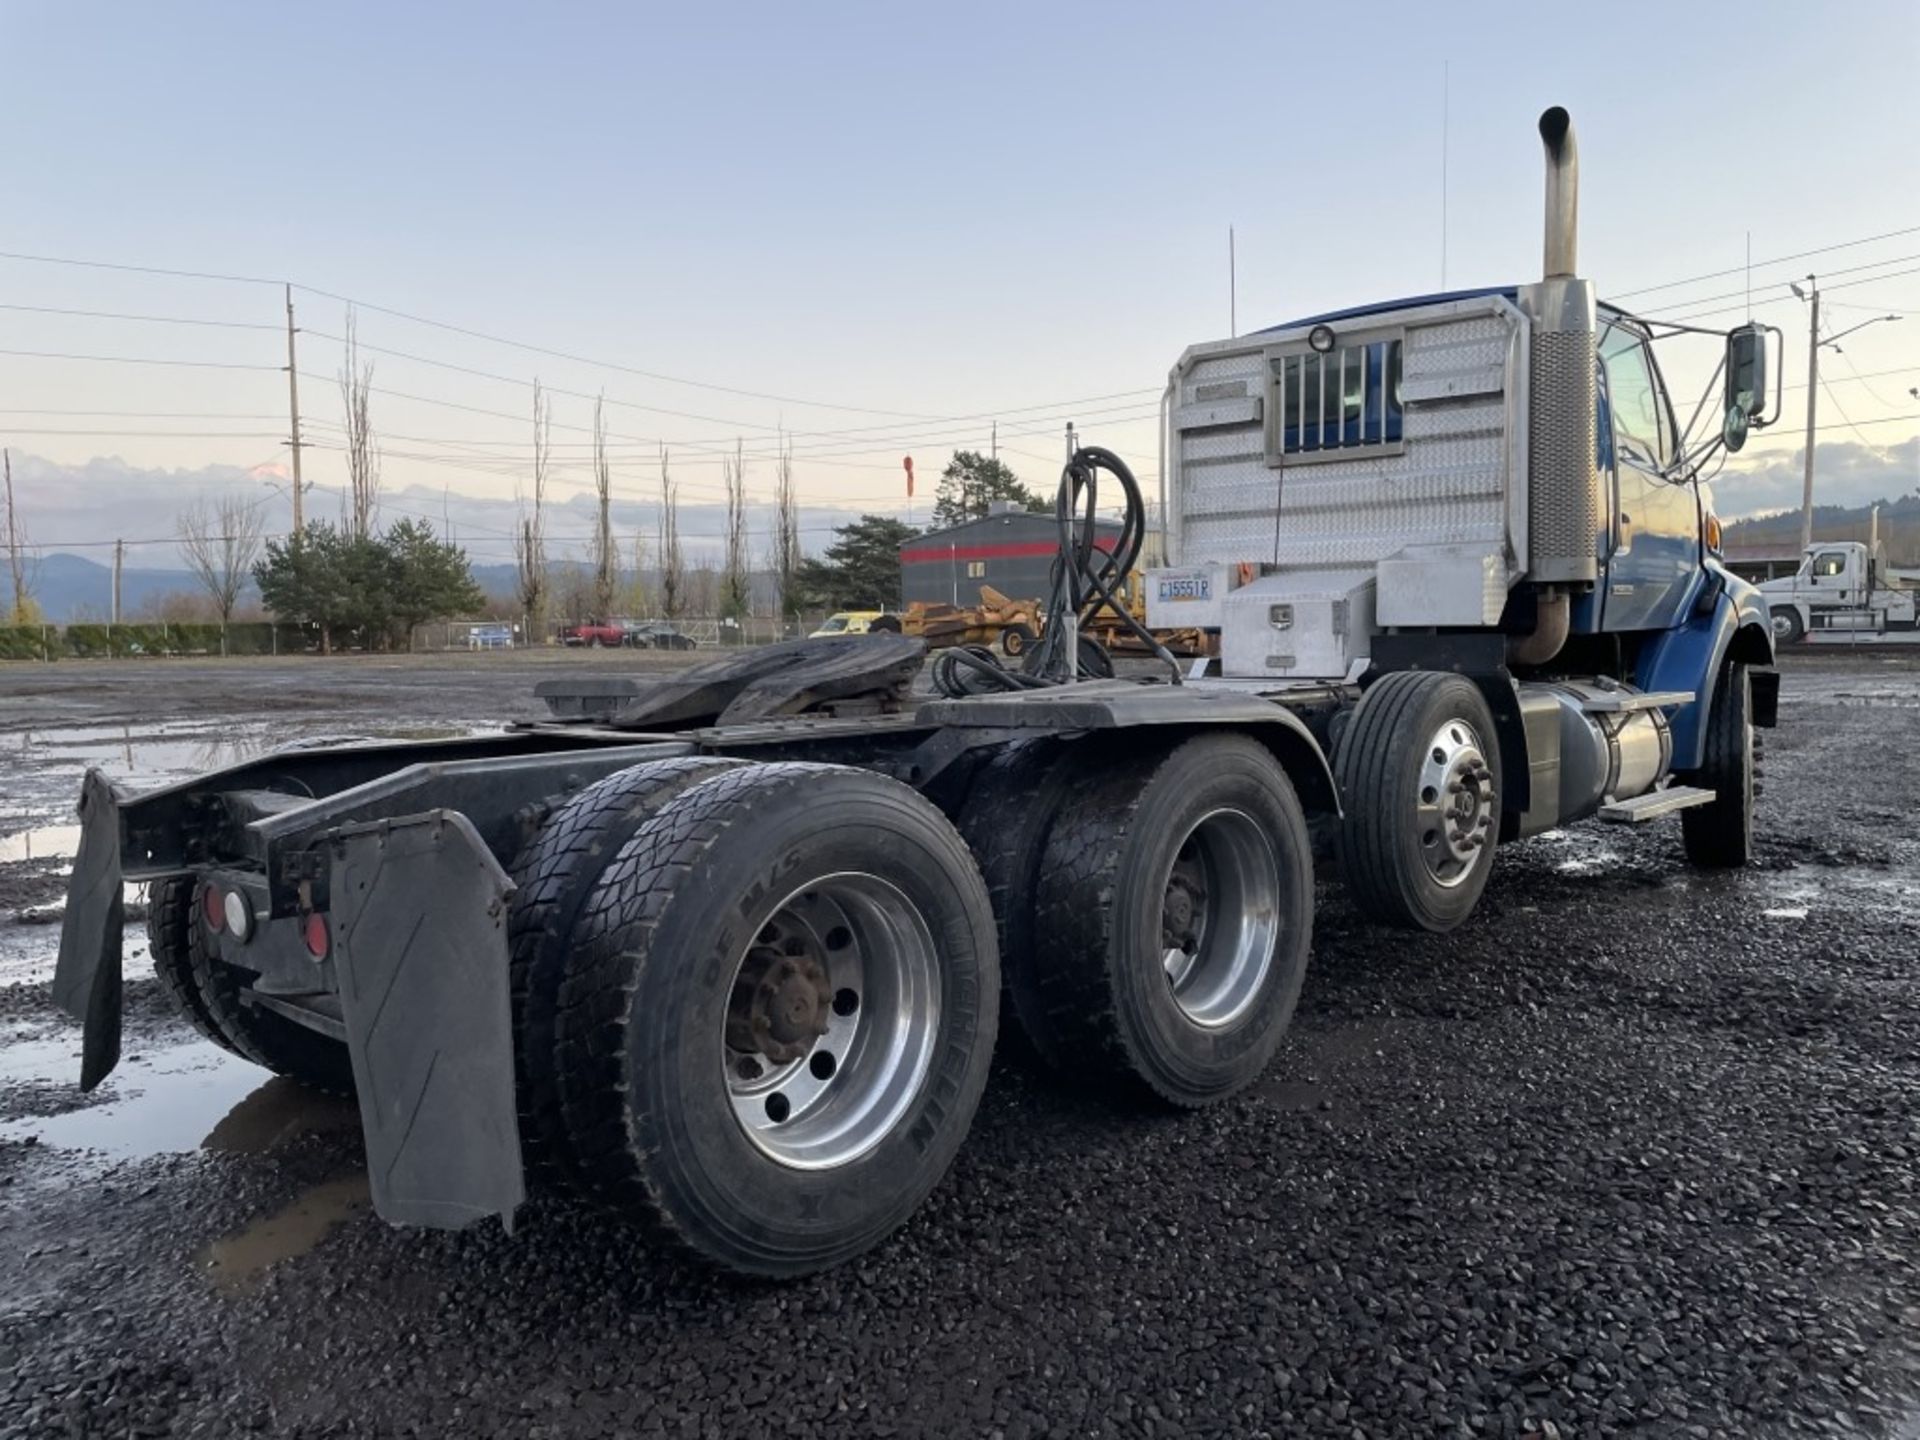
1;650;1918;1438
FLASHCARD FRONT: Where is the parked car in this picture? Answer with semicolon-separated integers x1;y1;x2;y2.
560;620;625;648
622;621;698;651
809;611;896;637
467;623;513;651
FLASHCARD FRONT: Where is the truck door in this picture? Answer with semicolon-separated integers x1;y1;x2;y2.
1807;548;1856;607
1599;323;1695;632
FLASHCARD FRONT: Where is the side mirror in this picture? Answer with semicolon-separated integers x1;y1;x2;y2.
1722;324;1767;452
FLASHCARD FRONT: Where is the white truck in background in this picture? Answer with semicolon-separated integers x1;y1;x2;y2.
1761;524;1920;645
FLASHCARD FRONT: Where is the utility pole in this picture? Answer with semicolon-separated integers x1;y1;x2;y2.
3;449;25;621
284;283;305;537
112;539;123;624
991;420;997;461
1798;275;1820;554
1229;225;1238;337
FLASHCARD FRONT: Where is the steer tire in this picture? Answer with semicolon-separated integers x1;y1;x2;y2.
507;756;748;1187
551;761;999;1277
1334;671;1502;934
185;882;356;1094
1025;733;1314;1108
1681;662;1755;869
146;876;244;1057
1772;607;1806;646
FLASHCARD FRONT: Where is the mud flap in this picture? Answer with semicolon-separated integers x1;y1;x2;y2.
52;769;126;1091
330;811;525;1232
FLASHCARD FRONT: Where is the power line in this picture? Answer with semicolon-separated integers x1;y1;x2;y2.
1632;252;1920;317
292;284;946;421
0;250;283;287
0;347;281;371
1660;266;1920;325
0;247;1162;431
0;302;280;330
0;428;285;438
0;408;285;420
1608;225;1920;301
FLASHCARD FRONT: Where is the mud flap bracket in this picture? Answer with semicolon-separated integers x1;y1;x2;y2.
53;768;127;1091
330;810;525;1233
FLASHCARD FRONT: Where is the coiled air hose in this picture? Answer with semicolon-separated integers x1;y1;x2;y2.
930;446;1181;697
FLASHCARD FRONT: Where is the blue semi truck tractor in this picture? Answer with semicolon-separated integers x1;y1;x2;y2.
54;108;1781;1277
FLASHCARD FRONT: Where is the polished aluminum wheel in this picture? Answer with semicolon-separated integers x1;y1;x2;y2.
722;872;940;1170
1159;807;1282;1029
1415;718;1497;888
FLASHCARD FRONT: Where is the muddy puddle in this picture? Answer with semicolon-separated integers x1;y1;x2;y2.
201;1174;371;1294
2;1001;358;1163
3;717;486;821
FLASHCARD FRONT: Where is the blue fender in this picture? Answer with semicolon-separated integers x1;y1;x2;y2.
1636;561;1776;771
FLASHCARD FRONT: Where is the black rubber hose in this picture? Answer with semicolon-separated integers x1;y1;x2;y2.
929;447;1179;697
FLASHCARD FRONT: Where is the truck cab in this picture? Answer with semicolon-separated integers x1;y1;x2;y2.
1760;540;1920;643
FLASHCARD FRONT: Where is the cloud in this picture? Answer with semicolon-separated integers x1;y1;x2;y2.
4;452;881;570
1712;437;1920;519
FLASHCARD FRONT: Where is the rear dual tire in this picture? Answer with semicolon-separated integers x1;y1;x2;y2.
146;877;356;1093
544;761;998;1277
506;756;747;1183
1002;733;1315;1108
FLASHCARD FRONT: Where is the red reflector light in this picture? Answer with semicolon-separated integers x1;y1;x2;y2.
202;884;226;933
303;911;330;959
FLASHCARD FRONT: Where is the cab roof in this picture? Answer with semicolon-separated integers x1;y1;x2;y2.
1260;285;1631;333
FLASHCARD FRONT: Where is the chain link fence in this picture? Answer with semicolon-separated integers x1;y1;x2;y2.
0;621;310;661
407;615;829;653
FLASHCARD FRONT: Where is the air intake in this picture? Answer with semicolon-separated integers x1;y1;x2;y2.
1518;107;1600;586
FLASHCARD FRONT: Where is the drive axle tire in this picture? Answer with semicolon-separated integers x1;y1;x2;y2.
146;876;243;1058
954;737;1103;1060
507;756;746;1185
1024;733;1314;1108
1680;662;1755;869
1334;671;1502;934
180;881;356;1094
552;762;999;1277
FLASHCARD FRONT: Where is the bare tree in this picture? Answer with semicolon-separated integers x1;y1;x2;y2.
658;444;684;620
772;433;801;627
721;438;751;622
338;309;380;539
591;393;618;619
515;381;552;638
624;523;652;617
685;554;718;618
177;493;266;627
3;449;41;625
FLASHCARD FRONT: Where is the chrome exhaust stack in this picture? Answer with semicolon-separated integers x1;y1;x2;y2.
1517;106;1600;590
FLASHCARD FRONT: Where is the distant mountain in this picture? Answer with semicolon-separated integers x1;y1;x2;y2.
25;553;782;623
1723;493;1920;564
23;552;257;624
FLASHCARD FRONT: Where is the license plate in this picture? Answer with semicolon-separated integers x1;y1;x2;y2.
1156;574;1211;603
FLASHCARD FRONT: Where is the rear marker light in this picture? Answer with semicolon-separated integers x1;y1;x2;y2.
303;912;330;960
202;885;226;933
222;889;254;943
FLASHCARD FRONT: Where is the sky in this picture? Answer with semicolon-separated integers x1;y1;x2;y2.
1;0;1916;570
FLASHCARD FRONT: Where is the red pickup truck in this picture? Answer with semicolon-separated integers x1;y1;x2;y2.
559;620;625;648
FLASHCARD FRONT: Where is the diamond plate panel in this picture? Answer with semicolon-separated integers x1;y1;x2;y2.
1172;307;1526;582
